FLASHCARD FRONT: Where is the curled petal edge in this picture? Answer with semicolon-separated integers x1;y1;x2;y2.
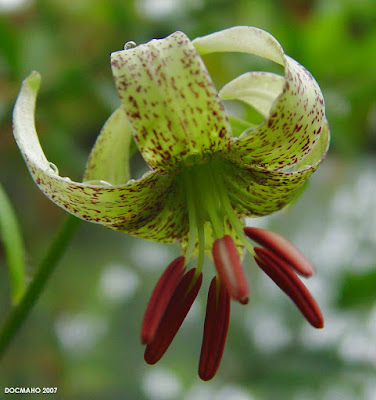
193;26;328;170
12;72;175;229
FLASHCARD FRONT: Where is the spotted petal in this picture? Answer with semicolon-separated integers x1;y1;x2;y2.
294;120;330;171
222;121;329;216
12;72;186;243
111;31;231;173
193;26;327;170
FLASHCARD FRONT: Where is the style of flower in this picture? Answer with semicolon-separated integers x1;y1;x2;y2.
13;26;329;380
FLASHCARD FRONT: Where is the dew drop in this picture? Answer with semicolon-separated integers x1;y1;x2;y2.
83;179;113;187
124;41;137;50
99;180;113;186
49;162;59;174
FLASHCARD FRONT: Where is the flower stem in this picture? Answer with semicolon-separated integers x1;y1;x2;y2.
0;184;26;305
0;214;81;360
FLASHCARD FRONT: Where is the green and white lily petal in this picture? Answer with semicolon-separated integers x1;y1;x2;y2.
13;26;329;246
13;26;329;381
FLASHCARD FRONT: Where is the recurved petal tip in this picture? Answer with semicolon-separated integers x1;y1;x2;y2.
254;247;324;329
244;227;315;277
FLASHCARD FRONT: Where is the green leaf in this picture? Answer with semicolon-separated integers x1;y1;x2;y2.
0;184;26;305
0;19;20;78
111;31;231;173
338;269;376;308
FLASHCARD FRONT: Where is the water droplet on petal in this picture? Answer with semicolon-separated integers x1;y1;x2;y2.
49;162;59;174
83;179;113;187
99;180;113;186
124;41;137;50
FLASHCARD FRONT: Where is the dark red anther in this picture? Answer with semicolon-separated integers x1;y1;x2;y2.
212;235;249;304
244;227;315;277
254;247;324;329
144;269;202;365
199;277;230;381
141;256;185;345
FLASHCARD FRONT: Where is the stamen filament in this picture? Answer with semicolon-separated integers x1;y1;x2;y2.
196;221;205;276
211;168;256;257
184;172;198;264
202;171;224;239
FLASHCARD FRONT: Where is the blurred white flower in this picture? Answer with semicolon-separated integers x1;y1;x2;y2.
54;313;107;355
0;0;30;12
217;385;255;400
142;367;182;400
99;263;139;303
130;240;172;272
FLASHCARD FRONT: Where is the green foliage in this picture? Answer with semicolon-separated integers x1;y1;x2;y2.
0;184;26;304
338;269;376;308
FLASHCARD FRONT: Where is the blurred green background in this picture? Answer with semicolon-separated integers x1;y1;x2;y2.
1;0;376;399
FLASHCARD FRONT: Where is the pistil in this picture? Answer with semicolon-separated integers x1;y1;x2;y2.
182;161;250;303
182;161;231;270
210;169;256;258
183;170;206;279
183;160;247;257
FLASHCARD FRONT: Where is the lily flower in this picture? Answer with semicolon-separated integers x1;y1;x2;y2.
13;26;329;380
